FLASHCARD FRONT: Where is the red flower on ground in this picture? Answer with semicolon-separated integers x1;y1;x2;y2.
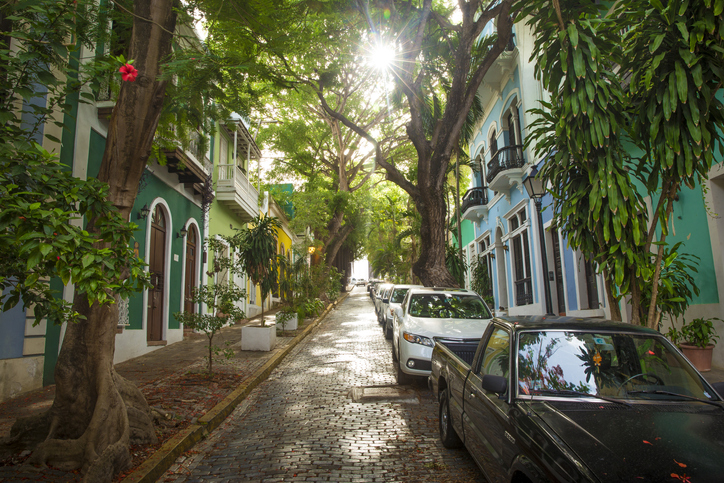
119;63;138;82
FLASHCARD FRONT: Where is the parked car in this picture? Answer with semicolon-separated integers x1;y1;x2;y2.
368;280;382;297
382;284;423;339
392;287;492;385
374;283;393;323
430;316;724;483
356;278;366;286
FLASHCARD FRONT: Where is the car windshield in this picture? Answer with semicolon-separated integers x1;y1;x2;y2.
517;331;718;402
390;288;409;304
408;294;491;319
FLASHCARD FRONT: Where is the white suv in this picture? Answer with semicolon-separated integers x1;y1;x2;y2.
392;287;492;385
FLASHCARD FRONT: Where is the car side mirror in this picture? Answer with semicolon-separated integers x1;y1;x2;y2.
382;298;389;304
394;307;403;319
482;374;508;394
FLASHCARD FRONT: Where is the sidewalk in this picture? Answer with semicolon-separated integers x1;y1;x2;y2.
0;299;342;482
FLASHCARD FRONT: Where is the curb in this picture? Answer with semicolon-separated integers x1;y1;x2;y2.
119;293;348;483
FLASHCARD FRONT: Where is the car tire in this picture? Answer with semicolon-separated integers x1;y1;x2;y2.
384;321;392;340
392;339;399;362
439;388;463;449
396;361;414;386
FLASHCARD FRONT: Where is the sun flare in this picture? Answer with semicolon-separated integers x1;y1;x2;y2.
368;43;396;71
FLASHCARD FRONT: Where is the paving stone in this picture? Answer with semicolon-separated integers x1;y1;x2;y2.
160;288;484;482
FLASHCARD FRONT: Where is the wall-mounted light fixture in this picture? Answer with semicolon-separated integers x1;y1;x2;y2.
177;227;188;239
137;204;150;219
502;244;509;251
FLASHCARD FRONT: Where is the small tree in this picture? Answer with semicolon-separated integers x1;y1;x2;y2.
174;237;245;375
470;257;495;309
235;214;281;326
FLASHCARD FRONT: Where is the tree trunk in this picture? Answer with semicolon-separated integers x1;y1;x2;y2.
10;0;178;480
324;222;355;268
413;187;458;287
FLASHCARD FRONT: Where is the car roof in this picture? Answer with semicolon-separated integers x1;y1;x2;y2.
407;287;476;295
390;284;423;290
491;315;661;335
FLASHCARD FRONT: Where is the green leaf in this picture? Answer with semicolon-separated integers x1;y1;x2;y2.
82;253;94;268
650;33;666;54
674;61;687;103
567;24;579;47
573;47;585;78
39;243;52;257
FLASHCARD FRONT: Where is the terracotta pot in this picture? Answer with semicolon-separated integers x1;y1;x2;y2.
680;343;715;372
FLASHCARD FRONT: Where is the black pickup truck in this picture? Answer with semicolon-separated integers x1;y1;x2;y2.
429;316;724;483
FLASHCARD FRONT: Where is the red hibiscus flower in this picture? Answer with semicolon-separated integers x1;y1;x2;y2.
119;63;138;82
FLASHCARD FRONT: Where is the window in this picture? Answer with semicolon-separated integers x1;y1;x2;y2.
214;242;229;286
220;136;228;165
390;288;409;304
408;294;491;319
508;208;532;306
477;327;510;382
473;235;494;302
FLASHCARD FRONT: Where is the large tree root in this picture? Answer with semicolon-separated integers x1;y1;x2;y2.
4;298;157;483
21;370;157;482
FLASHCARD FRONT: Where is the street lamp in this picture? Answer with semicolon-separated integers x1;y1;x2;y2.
524;164;554;316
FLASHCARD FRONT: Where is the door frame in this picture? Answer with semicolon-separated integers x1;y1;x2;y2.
179;219;201;316
142;198;172;343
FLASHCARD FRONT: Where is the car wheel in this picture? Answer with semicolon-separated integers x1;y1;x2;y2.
392;339;399;362
439;388;463;448
396;361;414;386
384;321;393;340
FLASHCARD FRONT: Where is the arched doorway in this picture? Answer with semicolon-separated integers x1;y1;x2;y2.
147;205;166;342
184;224;198;314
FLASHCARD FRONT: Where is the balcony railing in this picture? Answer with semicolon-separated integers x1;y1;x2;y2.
515;277;533;306
216;163;259;221
486;145;525;184
461;187;489;214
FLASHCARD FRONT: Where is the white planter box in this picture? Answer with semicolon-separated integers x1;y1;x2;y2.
275;313;298;331
241;325;276;351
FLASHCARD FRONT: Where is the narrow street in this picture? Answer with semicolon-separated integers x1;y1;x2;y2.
161;287;484;482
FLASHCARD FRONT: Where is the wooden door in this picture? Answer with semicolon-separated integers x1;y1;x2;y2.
184;225;197;314
147;206;166;341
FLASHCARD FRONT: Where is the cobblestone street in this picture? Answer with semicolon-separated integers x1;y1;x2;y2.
161;288;484;482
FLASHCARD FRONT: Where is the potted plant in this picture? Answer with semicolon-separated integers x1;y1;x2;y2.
275;308;298;332
234;214;281;351
665;317;721;372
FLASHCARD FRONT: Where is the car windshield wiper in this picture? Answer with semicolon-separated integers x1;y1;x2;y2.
626;390;724;408
533;389;632;407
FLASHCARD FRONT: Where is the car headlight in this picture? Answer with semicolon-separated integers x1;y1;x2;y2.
402;332;434;347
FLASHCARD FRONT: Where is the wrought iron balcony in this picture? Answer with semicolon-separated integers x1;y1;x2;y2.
486;145;526;193
461;187;490;222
